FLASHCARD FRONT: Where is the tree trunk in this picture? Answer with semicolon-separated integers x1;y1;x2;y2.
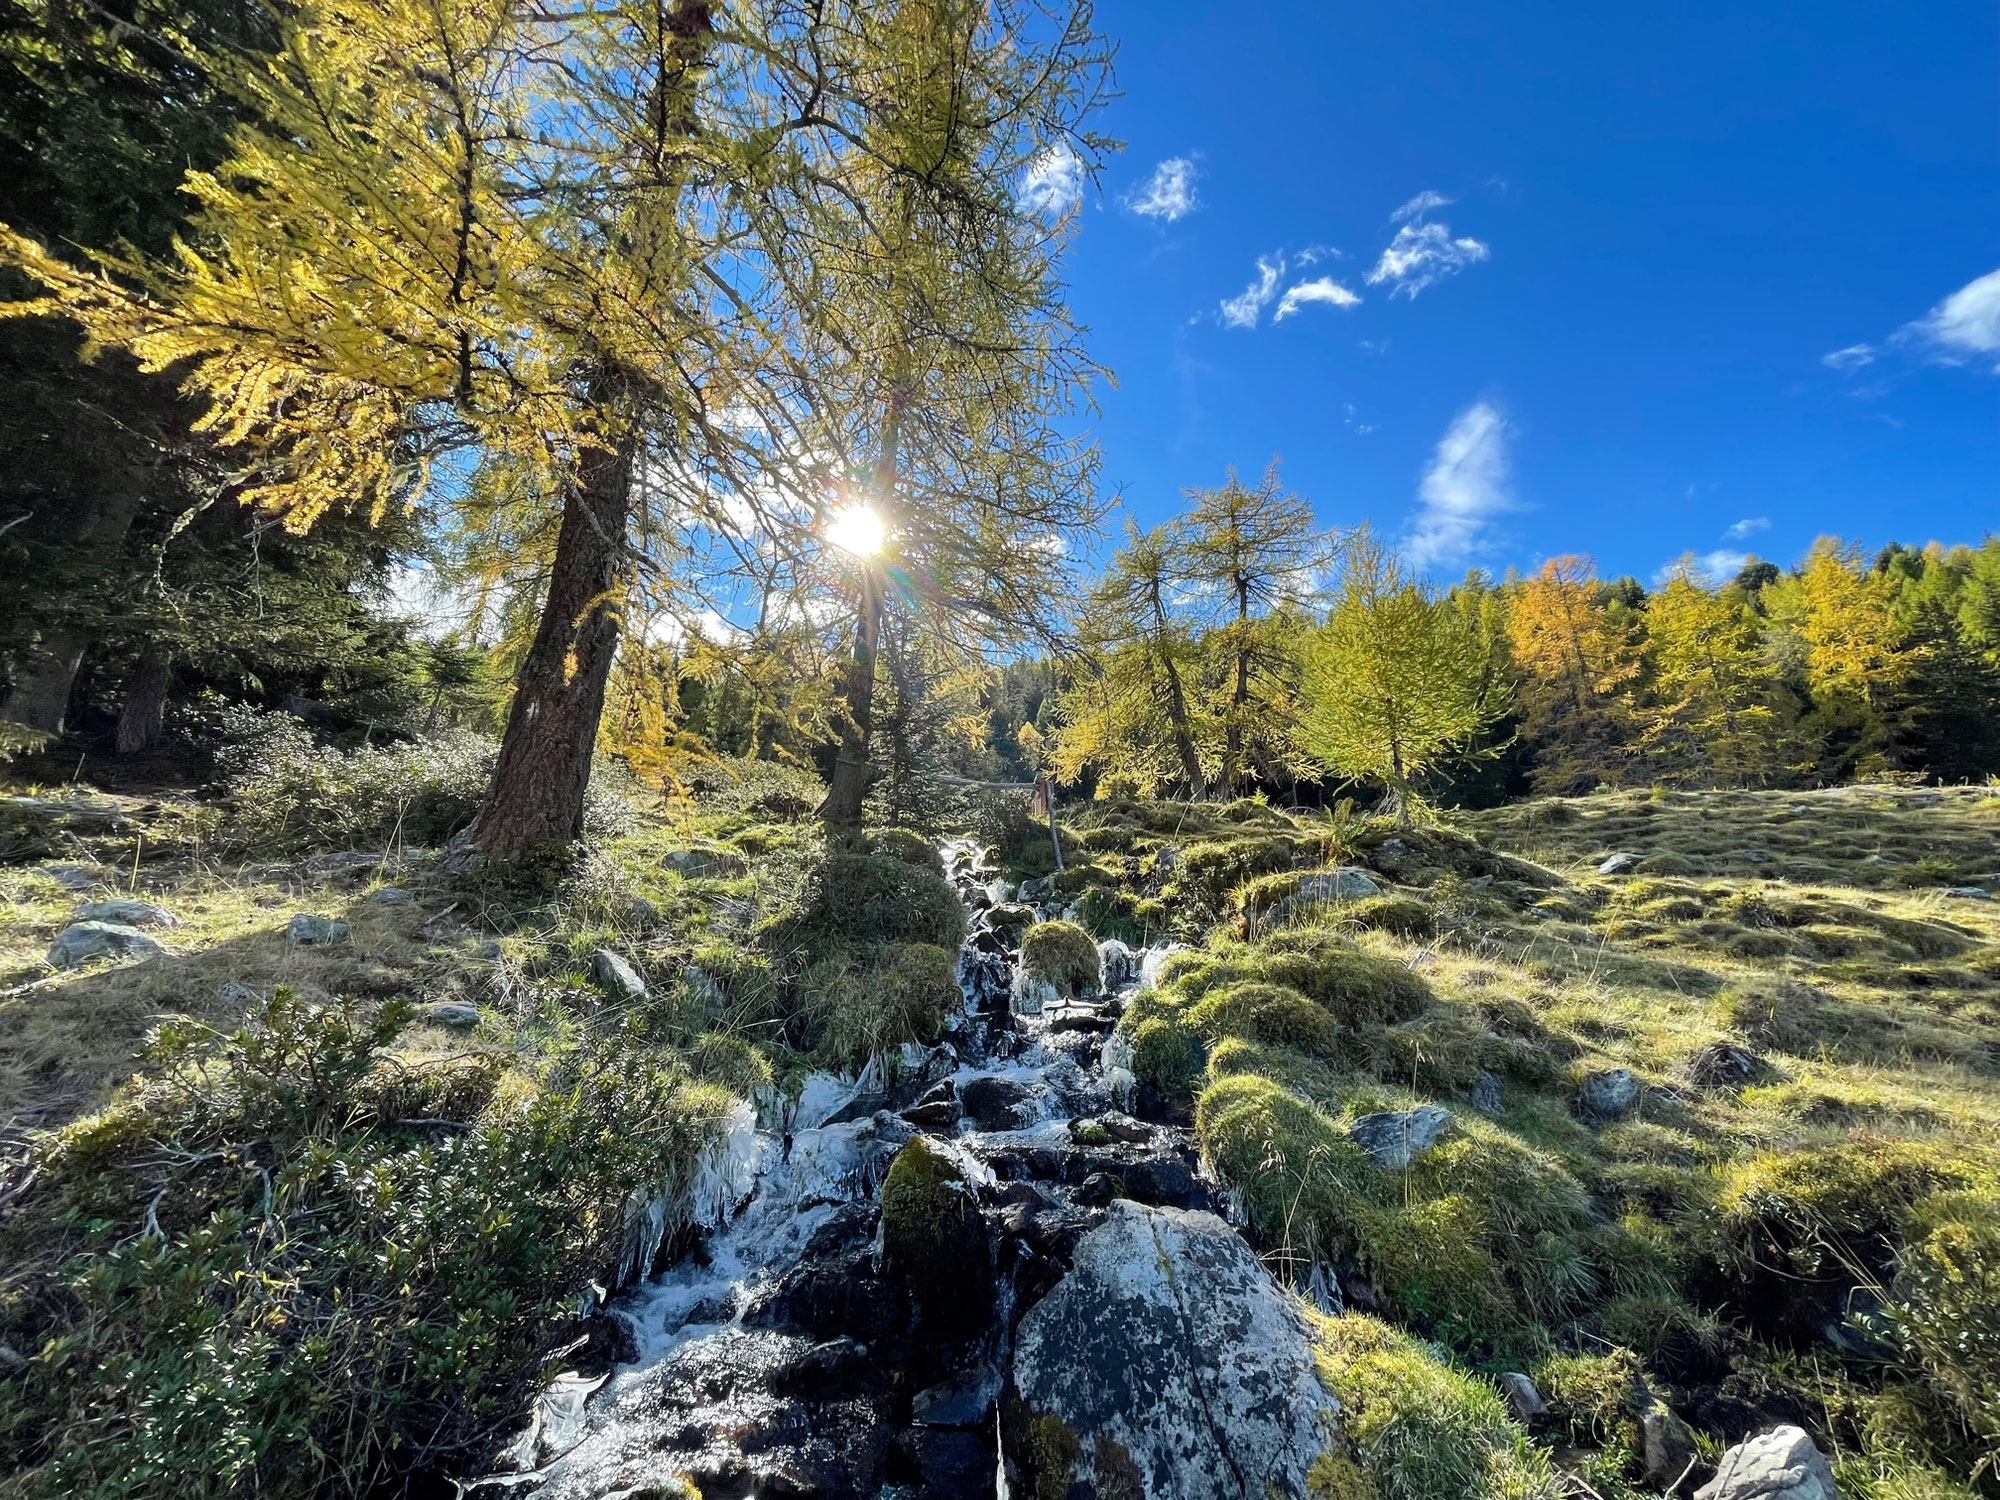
461;431;633;863
1147;581;1206;798
1;450;149;735
819;395;904;833
115;645;172;754
1221;574;1252;799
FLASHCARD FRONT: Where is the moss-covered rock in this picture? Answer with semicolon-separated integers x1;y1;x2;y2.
1189;980;1341;1056
1348;894;1437;939
1019;919;1102;997
1130;1015;1206;1103
880;1136;991;1336
781;848;965;951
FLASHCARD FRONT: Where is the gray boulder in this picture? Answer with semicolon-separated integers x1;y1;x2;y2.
663;847;748;880
47;921;164;968
1941;886;1990;901
592;948;648;1001
370;886;415;906
1297;866;1381;900
1639;1397;1699;1488
1010;1201;1335;1500
1017;874;1056;901
288;913;349;945
1695;1426;1842;1500
1470;1070;1505;1115
961;1075;1034;1131
1598;852;1643;875
1579;1067;1641;1122
1496;1372;1546;1421
76;898;178;928
1098;939;1139;989
420;1001;482;1028
1347;1105;1454;1169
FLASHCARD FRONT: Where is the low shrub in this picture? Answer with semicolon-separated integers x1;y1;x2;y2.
1309;1313;1561;1500
1189;981;1341;1056
0;989;736;1500
1882;1191;2000;1475
1349;895;1437;939
777;848;965;951
1130;1016;1205;1101
791;943;958;1067
1019;920;1102;997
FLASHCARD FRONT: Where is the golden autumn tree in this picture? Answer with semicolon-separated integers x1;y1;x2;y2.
1;0;1108;860
1508;554;1640;793
1636;559;1785;785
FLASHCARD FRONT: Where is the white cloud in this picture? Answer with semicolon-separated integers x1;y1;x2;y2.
1219;255;1284;329
1722;516;1770;541
1405;402;1512;567
1274;276;1361;320
1126;156;1198;222
1905;266;2000;369
1018;145;1084;216
1390;189;1453;223
1368;221;1490;298
1821;343;1876;372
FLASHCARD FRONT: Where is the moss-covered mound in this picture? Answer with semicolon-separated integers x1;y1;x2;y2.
789;942;959;1068
779;846;966;951
1019;919;1102;997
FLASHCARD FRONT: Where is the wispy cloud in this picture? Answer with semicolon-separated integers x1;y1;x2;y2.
1722;516;1770;541
1390;189;1453;223
1219;255;1285;329
1126;156;1198;222
1368;220;1490;298
1823;266;2000;376
1018;145;1084;216
1405;402;1512;567
1656;550;1753;587
1274;276;1361;320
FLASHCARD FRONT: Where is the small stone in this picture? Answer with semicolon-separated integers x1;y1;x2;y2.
1347;1104;1454;1169
47;920;164;968
1687;1042;1769;1089
1017;875;1055;901
1470;1070;1504;1114
75;898;178;928
984;902;1035;930
1695;1425;1842;1500
901;1099;961;1131
1497;1372;1546;1421
625;895;659;925
1073;1170;1119;1208
287;913;349;945
1640;1398;1699;1487
1579;1066;1641;1122
1070;1120;1114;1147
1097;938;1138;989
663;847;748;880
370;886;415;906
1598;852;1643;875
1295;866;1380;901
218;981;260;1007
477;939;504;960
419;1001;482;1028
592;948;647;1001
1941;886;1990;900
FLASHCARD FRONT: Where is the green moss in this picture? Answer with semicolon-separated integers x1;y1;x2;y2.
880;1136;990;1334
1131;1016;1205;1101
1195;1074;1377;1259
1310;1313;1561;1500
1349;895;1437;939
859;826;943;870
792;942;958;1067
1536;1348;1645;1467
1019;920;1102;996
684;1032;773;1099
1189;981;1341;1056
1714;976;1832;1053
1257;930;1433;1025
1179;834;1300;897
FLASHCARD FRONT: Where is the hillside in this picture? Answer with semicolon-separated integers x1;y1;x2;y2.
0;759;1995;1499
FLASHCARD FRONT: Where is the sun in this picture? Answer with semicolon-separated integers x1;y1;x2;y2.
825;504;887;558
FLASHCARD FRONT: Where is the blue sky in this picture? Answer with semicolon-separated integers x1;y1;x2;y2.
1044;0;1999;585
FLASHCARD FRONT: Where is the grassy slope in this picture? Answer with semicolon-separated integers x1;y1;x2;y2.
1023;784;2000;1500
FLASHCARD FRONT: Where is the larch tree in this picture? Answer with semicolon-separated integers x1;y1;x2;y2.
1637;558;1783;785
1297;527;1502;826
3;0;1104;859
1177;462;1328;798
1051;521;1212;797
1507;554;1640;793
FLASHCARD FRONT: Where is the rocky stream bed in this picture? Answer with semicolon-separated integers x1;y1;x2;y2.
470;840;1340;1499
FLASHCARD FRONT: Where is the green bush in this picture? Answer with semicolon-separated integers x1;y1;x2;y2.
779;848;966;951
0;989;735;1499
858;826;943;872
792;943;959;1067
1309;1313;1561;1500
1130;1016;1206;1102
1883;1191;2000;1472
1019;920;1102;996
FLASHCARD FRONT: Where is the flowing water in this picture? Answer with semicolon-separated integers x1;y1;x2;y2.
469;840;1214;1500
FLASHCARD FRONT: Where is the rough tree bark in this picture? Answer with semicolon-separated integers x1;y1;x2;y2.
1144;575;1206;798
114;645;172;754
460;428;634;862
1;448;148;735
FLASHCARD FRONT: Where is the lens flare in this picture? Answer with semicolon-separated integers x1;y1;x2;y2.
825;505;886;558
